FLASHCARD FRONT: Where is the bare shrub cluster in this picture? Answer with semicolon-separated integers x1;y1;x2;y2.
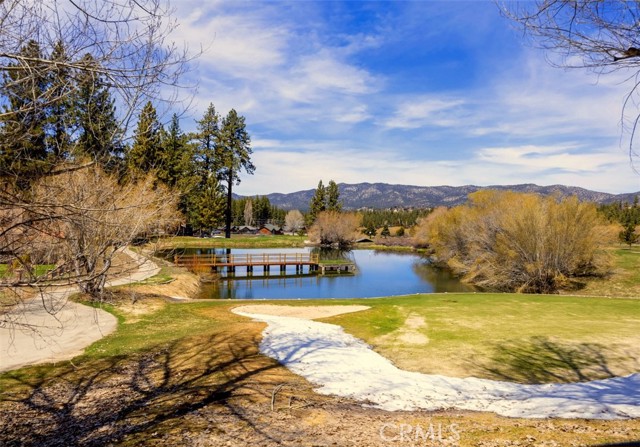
308;211;361;248
416;191;612;293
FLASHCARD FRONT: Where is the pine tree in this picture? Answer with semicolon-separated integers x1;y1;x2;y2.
194;103;220;183
126;101;163;177
158;114;190;187
45;41;72;161
217;109;255;238
364;222;377;238
187;174;226;233
307;180;326;226
74;54;123;170
0;40;49;182
326;179;342;211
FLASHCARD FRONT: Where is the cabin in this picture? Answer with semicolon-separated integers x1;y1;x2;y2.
258;224;284;236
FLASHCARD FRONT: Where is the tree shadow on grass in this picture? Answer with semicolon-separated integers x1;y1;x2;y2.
0;328;306;446
476;336;638;384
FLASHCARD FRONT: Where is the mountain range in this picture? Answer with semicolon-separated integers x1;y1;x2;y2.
258;183;640;211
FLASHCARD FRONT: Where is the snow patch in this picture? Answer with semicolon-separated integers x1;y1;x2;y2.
233;309;640;420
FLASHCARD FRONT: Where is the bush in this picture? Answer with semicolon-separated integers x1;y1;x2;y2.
419;191;612;293
308;211;361;248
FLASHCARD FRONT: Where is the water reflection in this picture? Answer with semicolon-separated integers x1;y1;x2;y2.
167;248;476;300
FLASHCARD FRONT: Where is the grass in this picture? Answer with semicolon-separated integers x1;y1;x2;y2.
326;293;640;382
568;246;640;298
0;263;55;278
2;293;639;446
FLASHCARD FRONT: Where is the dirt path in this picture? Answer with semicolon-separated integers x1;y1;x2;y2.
0;248;160;372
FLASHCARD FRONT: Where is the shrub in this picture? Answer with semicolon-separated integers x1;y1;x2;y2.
308;211;361;248
421;191;612;293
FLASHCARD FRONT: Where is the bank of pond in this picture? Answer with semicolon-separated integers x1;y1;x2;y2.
158;247;476;300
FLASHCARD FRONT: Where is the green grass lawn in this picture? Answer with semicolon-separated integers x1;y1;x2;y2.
0;264;55;278
325;293;640;383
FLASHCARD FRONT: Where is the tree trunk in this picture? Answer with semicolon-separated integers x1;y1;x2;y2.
225;172;233;238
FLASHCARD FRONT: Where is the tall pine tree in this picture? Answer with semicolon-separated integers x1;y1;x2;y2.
326;179;342;211
217;109;255;238
0;40;49;183
307;180;326;226
74;54;123;170
126;101;163;178
45;41;72;161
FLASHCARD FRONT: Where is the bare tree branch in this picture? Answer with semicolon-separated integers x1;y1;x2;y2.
500;1;640;166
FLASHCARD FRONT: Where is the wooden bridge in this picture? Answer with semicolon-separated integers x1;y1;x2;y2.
174;252;321;275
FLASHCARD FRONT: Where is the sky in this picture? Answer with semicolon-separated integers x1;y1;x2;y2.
169;0;640;196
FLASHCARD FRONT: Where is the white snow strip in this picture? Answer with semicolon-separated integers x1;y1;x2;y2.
233;309;640;420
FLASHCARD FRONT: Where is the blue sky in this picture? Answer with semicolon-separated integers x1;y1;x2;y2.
171;1;640;196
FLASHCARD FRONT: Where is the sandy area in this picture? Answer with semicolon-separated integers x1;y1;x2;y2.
232;304;370;320
0;248;160;372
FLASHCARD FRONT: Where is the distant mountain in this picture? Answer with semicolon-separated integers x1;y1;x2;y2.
254;182;640;211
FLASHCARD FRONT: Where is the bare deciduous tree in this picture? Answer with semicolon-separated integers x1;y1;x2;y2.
0;163;180;327
284;209;304;234
0;0;193;135
243;199;254;227
500;1;640;164
308;211;361;248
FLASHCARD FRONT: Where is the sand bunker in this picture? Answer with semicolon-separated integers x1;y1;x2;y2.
232;304;370;320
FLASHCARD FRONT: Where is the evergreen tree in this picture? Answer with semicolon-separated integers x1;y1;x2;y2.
326;179;342;211
126;101;163;177
194;103;220;183
253;196;272;225
187;174;225;233
158;114;199;216
45;40;73;161
381;223;391;237
307;180;326;226
0;40;49;182
158;114;192;187
364;222;377;238
74;53;123;170
184;103;223;230
217;109;255;238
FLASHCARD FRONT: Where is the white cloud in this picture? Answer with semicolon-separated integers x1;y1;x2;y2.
384;97;466;129
476;144;615;172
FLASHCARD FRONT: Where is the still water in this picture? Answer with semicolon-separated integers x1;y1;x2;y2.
178;248;473;300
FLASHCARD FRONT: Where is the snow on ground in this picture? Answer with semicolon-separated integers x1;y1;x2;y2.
232;308;640;420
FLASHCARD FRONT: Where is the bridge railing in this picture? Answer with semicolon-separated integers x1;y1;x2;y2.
174;252;320;267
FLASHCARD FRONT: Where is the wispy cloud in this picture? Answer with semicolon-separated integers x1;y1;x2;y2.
384;97;466;129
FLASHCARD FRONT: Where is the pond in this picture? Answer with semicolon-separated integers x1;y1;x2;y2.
166;247;475;300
